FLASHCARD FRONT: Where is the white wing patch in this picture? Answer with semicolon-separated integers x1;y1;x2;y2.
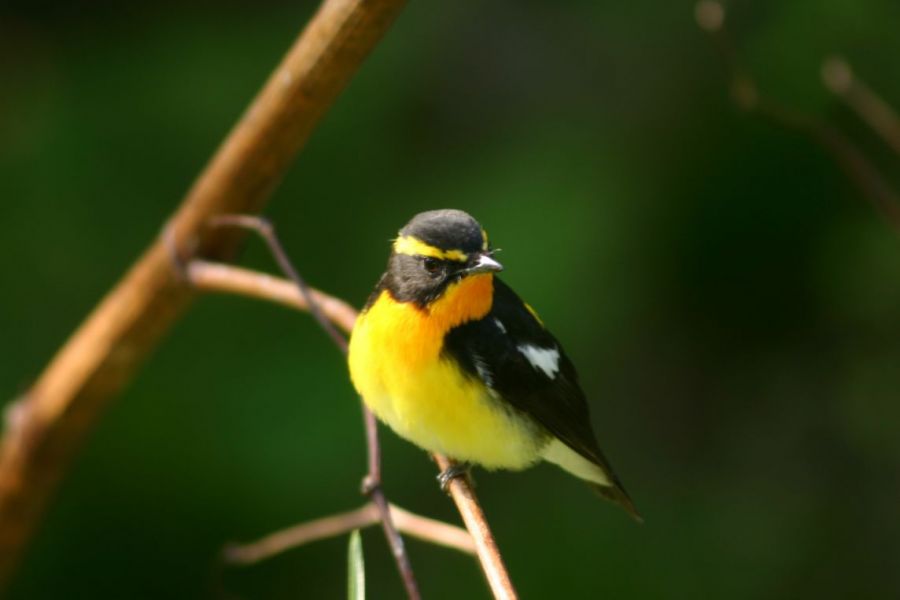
472;353;494;388
493;318;507;334
517;344;560;378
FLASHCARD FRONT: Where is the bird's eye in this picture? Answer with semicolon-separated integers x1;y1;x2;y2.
423;257;441;275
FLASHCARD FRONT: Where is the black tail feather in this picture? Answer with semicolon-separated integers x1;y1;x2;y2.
591;482;643;523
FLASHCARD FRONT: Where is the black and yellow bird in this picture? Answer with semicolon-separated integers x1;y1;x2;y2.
348;209;639;520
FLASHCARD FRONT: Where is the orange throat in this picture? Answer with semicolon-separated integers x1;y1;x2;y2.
357;273;495;368
427;273;495;332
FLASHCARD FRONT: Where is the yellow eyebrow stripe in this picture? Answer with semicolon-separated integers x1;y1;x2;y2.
393;235;469;262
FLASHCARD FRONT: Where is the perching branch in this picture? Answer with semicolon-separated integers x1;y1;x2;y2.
433;455;518;600
189;219;519;600
223;502;476;567
0;0;406;587
695;0;900;232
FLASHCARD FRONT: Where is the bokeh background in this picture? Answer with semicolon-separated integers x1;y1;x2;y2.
2;0;900;597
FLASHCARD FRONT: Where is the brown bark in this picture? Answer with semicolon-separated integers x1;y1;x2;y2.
0;0;406;585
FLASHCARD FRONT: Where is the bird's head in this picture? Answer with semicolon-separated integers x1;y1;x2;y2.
383;209;503;309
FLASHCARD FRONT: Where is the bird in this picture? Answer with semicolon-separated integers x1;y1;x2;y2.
347;209;639;520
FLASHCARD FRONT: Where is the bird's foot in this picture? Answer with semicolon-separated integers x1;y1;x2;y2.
437;462;472;493
360;474;379;496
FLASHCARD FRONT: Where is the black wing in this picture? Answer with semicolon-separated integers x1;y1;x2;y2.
442;278;638;517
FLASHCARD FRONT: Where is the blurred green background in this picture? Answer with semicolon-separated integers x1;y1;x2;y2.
2;0;900;597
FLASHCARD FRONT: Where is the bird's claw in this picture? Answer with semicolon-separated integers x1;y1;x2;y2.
360;475;380;496
437;462;472;493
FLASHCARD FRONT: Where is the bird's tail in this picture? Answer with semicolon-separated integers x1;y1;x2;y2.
591;482;643;523
542;439;642;522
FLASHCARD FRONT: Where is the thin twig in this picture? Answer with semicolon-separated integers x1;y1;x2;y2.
187;259;519;599
695;0;900;232
223;502;476;567
208;216;349;353
822;56;900;158
0;0;406;587
225;504;381;566
805;119;900;231
208;216;421;599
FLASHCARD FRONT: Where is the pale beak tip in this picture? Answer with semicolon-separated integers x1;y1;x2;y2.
471;254;503;274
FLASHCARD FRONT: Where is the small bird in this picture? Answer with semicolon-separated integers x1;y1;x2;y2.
348;209;639;520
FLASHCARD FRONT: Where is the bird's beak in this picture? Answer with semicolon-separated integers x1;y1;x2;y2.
466;253;503;275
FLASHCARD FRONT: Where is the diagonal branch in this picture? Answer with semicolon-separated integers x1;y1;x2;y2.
186;258;519;599
0;0;406;587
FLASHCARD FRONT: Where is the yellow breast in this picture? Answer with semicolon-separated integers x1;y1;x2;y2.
347;275;544;470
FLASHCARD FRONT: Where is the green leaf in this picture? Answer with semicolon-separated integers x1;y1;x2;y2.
347;529;365;600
